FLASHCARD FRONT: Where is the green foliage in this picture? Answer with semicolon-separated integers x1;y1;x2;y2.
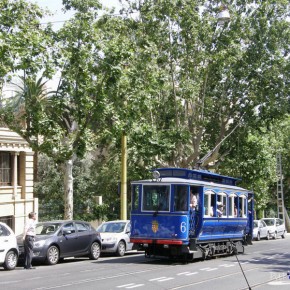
36;153;111;221
1;0;290;220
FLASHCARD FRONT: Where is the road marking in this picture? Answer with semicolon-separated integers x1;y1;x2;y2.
219;264;235;268
268;281;290;285
118;283;145;288
149;277;174;282
158;278;174;282
149;277;167;281
117;284;135;287
200;267;218;271
177;272;191;275
184;272;198;276
126;284;144;289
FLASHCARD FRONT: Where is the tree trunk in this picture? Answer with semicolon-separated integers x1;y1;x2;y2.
64;158;74;220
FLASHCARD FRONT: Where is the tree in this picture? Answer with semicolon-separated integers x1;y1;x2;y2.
0;0;109;220
102;0;290;171
0;0;53;97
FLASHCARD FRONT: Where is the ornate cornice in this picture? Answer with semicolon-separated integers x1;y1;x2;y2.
0;127;33;152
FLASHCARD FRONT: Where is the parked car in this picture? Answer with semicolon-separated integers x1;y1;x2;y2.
0;222;19;270
261;218;286;239
17;220;101;265
97;220;133;256
253;219;269;241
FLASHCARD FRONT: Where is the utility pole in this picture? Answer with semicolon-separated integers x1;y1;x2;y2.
120;132;127;220
276;153;285;221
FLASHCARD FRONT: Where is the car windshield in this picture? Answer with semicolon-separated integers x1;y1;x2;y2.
98;222;126;233
254;221;258;228
36;223;61;235
263;219;274;226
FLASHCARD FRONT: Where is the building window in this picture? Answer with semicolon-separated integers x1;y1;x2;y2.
0;216;13;229
0;152;11;186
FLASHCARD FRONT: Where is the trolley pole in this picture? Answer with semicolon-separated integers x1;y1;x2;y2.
120;132;127;220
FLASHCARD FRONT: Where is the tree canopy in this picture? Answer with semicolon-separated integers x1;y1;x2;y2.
0;0;289;220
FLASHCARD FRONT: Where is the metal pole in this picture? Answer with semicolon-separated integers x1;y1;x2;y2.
121;132;127;220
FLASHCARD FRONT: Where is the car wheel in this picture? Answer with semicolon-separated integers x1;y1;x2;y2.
89;242;100;260
266;232;270;240
116;241;126;257
256;233;260;241
272;232;277;240
282;231;286;239
46;246;60;265
3;250;18;270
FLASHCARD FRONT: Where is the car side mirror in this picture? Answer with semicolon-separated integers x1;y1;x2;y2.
63;230;72;235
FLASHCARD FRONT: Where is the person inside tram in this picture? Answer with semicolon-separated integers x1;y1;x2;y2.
217;202;224;217
190;188;199;210
190;192;198;209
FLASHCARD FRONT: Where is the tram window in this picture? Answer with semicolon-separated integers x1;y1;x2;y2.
228;195;236;217
174;185;188;211
204;191;215;217
217;193;227;217
131;185;139;211
142;185;170;211
239;196;247;217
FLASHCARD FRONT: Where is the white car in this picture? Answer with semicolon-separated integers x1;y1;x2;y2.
97;220;133;256
261;218;286;239
0;222;19;270
253;219;269;241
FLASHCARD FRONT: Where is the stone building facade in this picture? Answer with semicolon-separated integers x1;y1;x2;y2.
0;126;38;235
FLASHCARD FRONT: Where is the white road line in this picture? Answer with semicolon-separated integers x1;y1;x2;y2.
268;281;290;285
177;272;191;275
117;284;135;288
185;272;198;276
219;264;235;268
126;284;144;289
205;268;218;271
149;277;167;281
158;278;174;282
200;267;211;270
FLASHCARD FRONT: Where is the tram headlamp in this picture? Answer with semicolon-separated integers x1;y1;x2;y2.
152;170;160;179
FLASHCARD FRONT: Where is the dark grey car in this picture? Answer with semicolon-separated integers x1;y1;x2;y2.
18;220;101;265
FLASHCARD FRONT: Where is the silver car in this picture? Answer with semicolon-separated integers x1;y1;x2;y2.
253;220;269;241
97;220;133;256
261;218;286;239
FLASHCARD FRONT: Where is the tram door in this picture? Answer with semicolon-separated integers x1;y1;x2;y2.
189;186;201;237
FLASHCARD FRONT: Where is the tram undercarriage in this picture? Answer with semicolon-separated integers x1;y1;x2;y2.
140;239;245;261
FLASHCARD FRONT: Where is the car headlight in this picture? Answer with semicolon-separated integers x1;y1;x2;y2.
34;240;46;248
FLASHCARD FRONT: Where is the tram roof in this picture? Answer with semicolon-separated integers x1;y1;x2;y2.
131;177;247;192
155;168;240;186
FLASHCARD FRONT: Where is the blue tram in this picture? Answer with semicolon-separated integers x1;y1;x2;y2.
130;168;254;260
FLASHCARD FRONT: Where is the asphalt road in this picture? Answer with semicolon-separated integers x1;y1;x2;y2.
1;234;290;290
